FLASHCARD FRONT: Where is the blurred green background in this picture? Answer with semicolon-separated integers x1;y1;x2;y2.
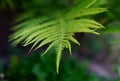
0;0;120;81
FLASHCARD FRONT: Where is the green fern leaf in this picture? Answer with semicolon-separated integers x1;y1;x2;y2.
10;0;107;73
64;8;107;20
74;0;97;8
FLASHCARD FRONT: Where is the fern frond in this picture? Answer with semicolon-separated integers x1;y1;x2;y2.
64;8;107;20
10;0;107;73
74;0;97;8
85;0;97;8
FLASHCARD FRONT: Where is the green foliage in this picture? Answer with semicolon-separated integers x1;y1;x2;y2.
9;0;106;73
101;0;120;34
0;0;15;10
108;0;120;19
98;0;120;34
114;77;120;81
103;21;120;34
5;50;103;81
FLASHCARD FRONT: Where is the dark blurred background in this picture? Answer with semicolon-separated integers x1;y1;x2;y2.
0;0;120;81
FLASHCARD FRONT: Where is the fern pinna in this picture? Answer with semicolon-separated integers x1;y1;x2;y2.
10;0;107;73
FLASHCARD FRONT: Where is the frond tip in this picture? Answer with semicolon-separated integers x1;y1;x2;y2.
9;0;106;73
56;43;63;73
